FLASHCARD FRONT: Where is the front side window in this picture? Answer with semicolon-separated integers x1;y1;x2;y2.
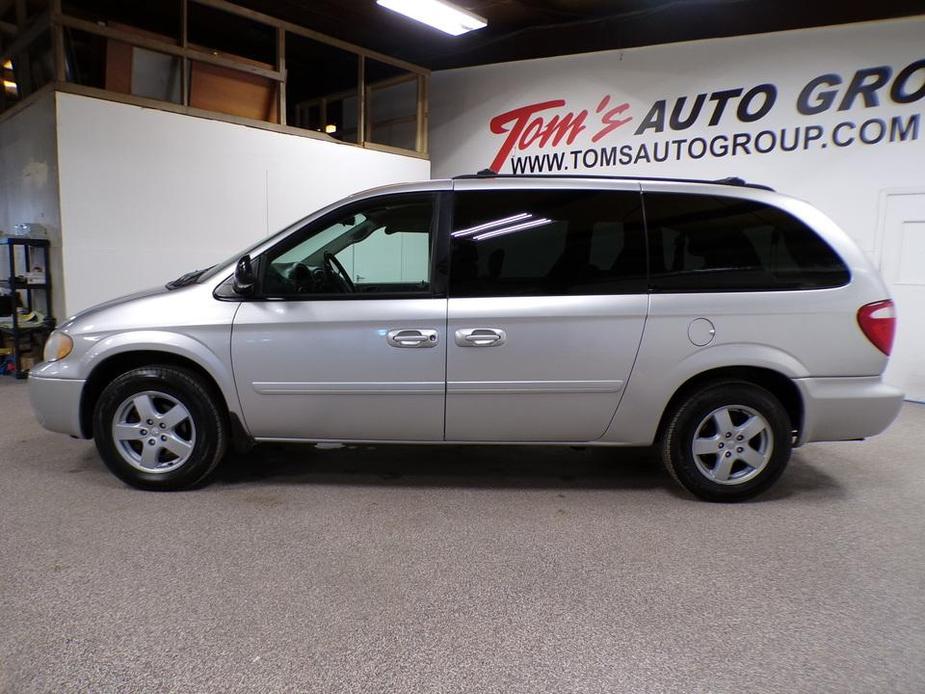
645;193;850;291
449;189;646;298
261;194;435;297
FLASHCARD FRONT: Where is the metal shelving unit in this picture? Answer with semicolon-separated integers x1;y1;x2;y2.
1;237;55;379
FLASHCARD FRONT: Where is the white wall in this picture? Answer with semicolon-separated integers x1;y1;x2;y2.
0;92;65;319
429;17;925;399
55;92;430;314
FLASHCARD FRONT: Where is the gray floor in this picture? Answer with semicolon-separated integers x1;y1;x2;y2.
1;377;923;694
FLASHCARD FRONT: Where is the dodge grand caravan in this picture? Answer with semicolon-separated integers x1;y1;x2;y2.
29;174;904;501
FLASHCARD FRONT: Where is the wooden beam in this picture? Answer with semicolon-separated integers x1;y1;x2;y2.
55;14;284;82
363;140;429;160
366;71;417;92
50;0;64;82
189;0;428;77
357;56;365;146
416;74;428;154
0;52;6;110
180;0;188;106
0;19;16;35
276;26;285;125
190;48;279;82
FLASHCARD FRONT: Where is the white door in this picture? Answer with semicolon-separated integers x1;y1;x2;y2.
879;191;925;402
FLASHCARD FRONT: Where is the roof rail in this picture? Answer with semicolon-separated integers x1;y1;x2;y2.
452;171;775;191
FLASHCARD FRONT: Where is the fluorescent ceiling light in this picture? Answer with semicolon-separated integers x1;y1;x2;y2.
377;0;487;36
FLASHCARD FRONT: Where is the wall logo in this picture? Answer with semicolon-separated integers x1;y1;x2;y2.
486;59;925;174
488;95;632;172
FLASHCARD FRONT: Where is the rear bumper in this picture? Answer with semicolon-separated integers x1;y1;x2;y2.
28;374;86;438
795;376;904;445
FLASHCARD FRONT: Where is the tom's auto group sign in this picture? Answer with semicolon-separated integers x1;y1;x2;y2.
485;59;924;174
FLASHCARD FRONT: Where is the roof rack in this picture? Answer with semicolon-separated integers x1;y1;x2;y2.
454;171;775;191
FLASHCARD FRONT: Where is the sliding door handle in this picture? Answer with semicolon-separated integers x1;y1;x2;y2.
387;329;439;348
455;328;506;347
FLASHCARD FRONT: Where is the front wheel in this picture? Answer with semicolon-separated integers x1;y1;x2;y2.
660;381;792;502
93;366;227;490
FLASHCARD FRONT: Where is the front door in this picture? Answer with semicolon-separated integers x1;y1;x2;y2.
445;183;649;441
232;191;448;440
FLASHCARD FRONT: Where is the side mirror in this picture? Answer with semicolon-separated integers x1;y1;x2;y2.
233;255;256;296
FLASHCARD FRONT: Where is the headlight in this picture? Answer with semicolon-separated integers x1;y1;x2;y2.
43;331;74;362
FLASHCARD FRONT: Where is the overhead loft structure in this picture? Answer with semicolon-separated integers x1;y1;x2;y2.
0;0;430;158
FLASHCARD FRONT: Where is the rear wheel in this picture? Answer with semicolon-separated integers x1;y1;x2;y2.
93;366;227;490
660;381;792;502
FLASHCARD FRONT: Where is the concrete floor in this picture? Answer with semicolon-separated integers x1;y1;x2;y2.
1;377;923;694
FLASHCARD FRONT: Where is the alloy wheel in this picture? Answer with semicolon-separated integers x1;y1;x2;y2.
111;391;197;473
690;405;773;485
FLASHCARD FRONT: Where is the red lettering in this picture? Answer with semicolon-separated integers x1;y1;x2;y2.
592;96;633;143
488;100;565;171
488;97;631;171
519;117;547;148
537;112;588;148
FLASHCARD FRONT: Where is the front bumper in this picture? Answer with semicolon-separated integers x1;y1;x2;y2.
29;373;86;438
795;376;904;445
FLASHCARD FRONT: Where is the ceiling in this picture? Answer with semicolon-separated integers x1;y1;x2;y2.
238;0;925;70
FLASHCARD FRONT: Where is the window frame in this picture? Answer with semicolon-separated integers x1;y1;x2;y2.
252;191;449;302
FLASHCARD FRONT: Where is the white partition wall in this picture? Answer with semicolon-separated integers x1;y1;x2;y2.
55;92;430;315
429;17;925;400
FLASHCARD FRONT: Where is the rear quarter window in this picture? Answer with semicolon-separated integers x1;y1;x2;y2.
644;192;850;292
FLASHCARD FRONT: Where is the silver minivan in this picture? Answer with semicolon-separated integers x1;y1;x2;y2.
29;174;904;501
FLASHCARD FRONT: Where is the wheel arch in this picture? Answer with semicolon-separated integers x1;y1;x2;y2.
79;350;229;440
654;366;804;445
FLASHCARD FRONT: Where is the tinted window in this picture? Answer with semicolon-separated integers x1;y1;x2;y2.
450;189;646;297
645;193;850;291
261;194;435;297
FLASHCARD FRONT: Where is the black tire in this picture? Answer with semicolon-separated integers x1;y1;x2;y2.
92;366;228;491
660;380;792;502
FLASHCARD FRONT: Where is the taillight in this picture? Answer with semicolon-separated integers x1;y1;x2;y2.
857;300;896;355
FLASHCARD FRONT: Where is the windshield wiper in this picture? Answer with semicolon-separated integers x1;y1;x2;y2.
166;266;214;290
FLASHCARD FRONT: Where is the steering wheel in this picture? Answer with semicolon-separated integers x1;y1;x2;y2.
290;263;314;293
323;252;355;293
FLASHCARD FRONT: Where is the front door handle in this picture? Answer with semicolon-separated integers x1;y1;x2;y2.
387;329;439;348
455;328;506;347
